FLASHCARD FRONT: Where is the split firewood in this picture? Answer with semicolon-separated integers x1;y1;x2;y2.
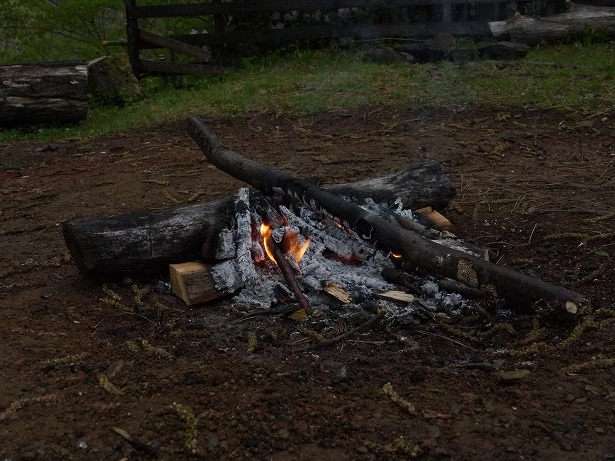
169;260;240;305
323;281;351;303
187;116;588;315
414;207;453;231
376;290;416;303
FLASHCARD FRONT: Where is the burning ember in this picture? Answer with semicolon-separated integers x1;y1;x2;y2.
199;187;467;323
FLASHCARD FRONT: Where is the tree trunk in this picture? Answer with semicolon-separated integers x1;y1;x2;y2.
489;3;615;45
187;116;588;315
0;61;88;127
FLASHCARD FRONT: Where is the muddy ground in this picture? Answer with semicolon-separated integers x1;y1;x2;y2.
0;106;614;460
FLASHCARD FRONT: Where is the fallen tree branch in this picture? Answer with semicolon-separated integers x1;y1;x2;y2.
187;116;589;315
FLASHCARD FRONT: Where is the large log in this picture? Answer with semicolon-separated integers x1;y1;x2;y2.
489;3;615;45
0;61;88;127
63;198;234;279
62;162;452;280
187;116;588;315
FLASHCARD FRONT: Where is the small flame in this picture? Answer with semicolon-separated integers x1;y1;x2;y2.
259;223;311;264
285;232;312;263
391;252;402;259
260;222;275;263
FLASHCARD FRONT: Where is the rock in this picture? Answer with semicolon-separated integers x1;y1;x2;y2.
479;41;530;60
498;369;530;384
361;47;409;64
88;55;144;107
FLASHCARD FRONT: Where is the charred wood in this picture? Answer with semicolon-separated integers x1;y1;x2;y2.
187;116;588;315
63;197;233;279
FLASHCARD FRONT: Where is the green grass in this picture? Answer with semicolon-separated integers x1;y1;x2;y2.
1;42;613;143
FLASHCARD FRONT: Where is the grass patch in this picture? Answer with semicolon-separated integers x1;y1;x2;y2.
1;43;613;144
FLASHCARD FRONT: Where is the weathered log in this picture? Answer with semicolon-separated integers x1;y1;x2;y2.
187;116;589;315
329;160;455;210
63;161;454;279
0;61;88;127
489;3;615;45
63;197;234;279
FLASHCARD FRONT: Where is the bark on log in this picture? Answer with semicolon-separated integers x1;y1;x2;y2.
62;162;454;279
329;160;455;210
63;198;234;279
489;3;615;45
187;116;588;315
0;61;88;127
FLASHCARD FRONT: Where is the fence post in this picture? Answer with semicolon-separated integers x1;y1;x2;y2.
442;0;452;23
124;0;141;78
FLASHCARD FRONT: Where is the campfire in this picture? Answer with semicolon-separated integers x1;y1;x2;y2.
62;117;589;327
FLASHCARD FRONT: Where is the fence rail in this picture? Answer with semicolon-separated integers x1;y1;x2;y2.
124;0;563;78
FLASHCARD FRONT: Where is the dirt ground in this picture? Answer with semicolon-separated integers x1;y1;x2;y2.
1;106;614;460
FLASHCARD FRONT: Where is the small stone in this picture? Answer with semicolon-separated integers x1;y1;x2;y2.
356;446;369;454
585;385;601;395
208;437;220;448
565;393;576;402
77;441;88;449
595;427;606;434
277;429;290;440
498;369;530;384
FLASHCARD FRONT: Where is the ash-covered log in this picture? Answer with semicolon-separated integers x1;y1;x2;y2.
187;116;588;315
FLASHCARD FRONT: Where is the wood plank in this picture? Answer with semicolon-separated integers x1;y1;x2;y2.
139;60;229;77
134;0;505;18
138;29;212;60
170;261;229;305
152;21;489;50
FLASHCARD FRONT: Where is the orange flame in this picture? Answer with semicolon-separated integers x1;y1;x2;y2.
391;252;402;259
260;222;275;263
285;231;312;263
259;223;311;264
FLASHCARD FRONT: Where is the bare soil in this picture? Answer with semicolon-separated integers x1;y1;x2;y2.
1;106;614;461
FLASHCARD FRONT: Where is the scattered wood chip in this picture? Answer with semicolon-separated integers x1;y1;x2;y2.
376;290;415;303
323;280;351;303
414;206;453;231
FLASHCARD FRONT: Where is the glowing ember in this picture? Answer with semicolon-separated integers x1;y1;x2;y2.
259;223;311;264
391;252;402;259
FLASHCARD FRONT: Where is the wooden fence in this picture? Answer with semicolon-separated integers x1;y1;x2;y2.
124;0;564;78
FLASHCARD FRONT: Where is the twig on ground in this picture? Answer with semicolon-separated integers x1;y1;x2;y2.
295;310;386;352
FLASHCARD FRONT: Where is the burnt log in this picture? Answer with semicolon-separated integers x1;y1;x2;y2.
0;61;88;127
187;116;588;315
63;198;234;279
62;161;453;280
489;3;615;45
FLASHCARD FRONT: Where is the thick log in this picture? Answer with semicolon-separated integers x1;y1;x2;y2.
328;160;455;210
0;61;88;127
63;198;234;279
489;3;615;45
62;161;453;279
187;116;589;315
